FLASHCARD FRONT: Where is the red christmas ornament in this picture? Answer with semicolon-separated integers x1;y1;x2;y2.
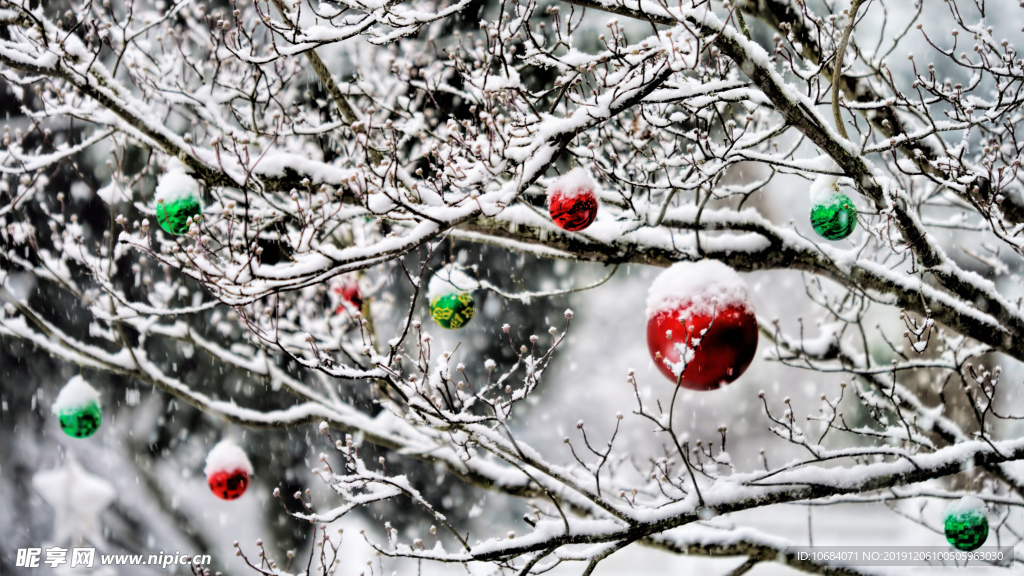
333;276;363;313
204;441;253;501
548;168;599;232
646;261;758;391
207;469;250;501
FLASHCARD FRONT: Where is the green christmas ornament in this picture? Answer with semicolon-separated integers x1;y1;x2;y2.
427;267;479;330
809;175;857;241
52;376;103;439
155;170;203;236
430;292;476;329
944;496;989;552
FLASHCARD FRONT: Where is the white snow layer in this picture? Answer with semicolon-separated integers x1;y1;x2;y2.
32;457;116;545
946;495;987;517
96;177;132;205
809;174;841;204
155;169;201;204
52;375;101;413
645;260;752;318
427;267;479;302
547;167;597;200
204;440;254;477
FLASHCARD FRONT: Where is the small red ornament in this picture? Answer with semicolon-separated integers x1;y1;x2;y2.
204;440;253;501
207;469;250;501
548;168;599;232
333;276;363;313
646;261;758;391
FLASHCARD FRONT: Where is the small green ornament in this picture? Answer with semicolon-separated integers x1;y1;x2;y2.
430;292;476;330
811;192;857;241
154;170;203;236
52;376;103;439
58;402;103;439
944;496;989;552
156;194;202;236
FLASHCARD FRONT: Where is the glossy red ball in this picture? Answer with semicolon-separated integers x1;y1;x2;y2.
549;191;598;232
207;469;250;500
646;302;758;391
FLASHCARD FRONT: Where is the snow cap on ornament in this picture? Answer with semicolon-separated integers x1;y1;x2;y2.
428;266;479;330
547;167;599;232
205;440;253;501
645;260;758;391
155;159;203;236
52;375;103;439
809;174;857;241
944;495;989;551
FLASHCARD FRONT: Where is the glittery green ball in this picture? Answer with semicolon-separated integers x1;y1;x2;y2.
156;194;202;236
57;401;102;439
810;192;857;240
945;507;989;551
430;292;475;330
